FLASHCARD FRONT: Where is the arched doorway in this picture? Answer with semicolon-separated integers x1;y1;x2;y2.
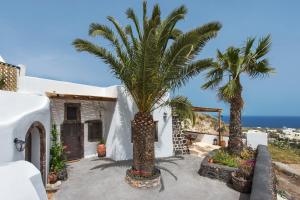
25;122;46;184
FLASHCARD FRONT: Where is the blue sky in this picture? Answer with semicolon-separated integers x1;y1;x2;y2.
0;0;299;116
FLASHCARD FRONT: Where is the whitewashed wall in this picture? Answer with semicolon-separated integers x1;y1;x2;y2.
0;91;50;177
106;86;173;160
18;76;117;98
0;161;47;200
246;130;268;149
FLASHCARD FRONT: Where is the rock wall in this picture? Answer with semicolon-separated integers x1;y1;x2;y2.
198;150;237;183
172;116;189;155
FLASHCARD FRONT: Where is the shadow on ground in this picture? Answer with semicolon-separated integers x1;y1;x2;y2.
90;156;184;192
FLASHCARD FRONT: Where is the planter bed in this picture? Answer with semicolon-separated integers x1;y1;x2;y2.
198;150;237;183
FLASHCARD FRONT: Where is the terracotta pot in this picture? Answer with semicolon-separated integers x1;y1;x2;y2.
97;144;106;157
231;172;252;193
220;140;226;147
48;172;58;184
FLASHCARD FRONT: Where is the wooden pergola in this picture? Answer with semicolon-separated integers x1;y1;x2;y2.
46;92;117;102
192;106;223;145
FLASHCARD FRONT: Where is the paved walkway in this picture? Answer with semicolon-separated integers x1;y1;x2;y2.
189;142;220;157
54;155;249;200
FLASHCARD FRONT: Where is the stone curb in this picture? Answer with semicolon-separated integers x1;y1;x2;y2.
273;161;300;180
250;145;274;200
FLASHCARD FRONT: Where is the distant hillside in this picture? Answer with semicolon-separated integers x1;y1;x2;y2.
184;113;228;136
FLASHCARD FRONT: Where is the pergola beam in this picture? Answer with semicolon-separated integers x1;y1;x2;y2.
192;106;222;113
46;92;117;102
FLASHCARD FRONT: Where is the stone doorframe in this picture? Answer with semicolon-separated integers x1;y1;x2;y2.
25;121;46;185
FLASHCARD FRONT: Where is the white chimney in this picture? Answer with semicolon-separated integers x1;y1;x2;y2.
0;55;6;63
17;64;26;76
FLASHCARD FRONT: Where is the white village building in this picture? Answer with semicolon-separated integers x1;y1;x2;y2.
0;60;173;198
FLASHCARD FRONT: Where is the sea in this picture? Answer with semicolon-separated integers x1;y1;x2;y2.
222;116;300;129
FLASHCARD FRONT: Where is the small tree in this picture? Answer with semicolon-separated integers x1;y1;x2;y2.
50;125;65;173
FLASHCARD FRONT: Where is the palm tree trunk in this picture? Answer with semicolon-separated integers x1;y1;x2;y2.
228;90;244;155
132;112;155;175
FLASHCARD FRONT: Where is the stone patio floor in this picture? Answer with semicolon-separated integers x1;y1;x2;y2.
54;155;249;200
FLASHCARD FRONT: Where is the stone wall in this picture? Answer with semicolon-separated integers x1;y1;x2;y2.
172;115;189;155
198;150;237;183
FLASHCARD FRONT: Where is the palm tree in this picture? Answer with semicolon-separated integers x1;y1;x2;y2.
168;95;196;126
73;1;221;177
202;35;275;155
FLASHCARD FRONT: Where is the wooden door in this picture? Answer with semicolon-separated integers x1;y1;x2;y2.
61;122;84;161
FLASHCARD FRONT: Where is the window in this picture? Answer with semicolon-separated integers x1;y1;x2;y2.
87;120;103;142
131;121;158;142
64;103;81;122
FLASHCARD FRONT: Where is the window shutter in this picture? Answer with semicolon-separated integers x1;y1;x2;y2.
87;120;102;142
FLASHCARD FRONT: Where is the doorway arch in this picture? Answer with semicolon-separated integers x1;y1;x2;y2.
25;121;46;184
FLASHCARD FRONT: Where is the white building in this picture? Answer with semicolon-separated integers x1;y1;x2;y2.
245;129;268;149
0;61;173;186
281;128;300;140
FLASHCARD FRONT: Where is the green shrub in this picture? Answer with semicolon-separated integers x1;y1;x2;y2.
212;149;240;168
240;147;256;160
50;125;66;173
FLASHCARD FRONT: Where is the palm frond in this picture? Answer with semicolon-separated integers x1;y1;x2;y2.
168;96;196;125
217;80;241;102
73;2;221;113
73;39;125;79
255;34;271;59
247;59;275;78
107;16;132;57
169;58;213;89
126;8;142;41
242;37;255;56
89;23;128;64
202;63;223;89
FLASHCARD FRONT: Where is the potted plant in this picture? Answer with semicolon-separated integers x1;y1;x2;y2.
49;125;68;184
48;172;58;184
220;140;226;147
97;138;106;157
231;160;255;193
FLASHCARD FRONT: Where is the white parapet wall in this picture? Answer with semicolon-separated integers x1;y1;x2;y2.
0;161;47;200
18;76;117;98
246;130;268;149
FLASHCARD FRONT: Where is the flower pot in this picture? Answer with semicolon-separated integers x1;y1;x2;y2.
97;144;106;157
208;158;214;163
48;172;58;184
231;172;252;193
220;140;226;147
